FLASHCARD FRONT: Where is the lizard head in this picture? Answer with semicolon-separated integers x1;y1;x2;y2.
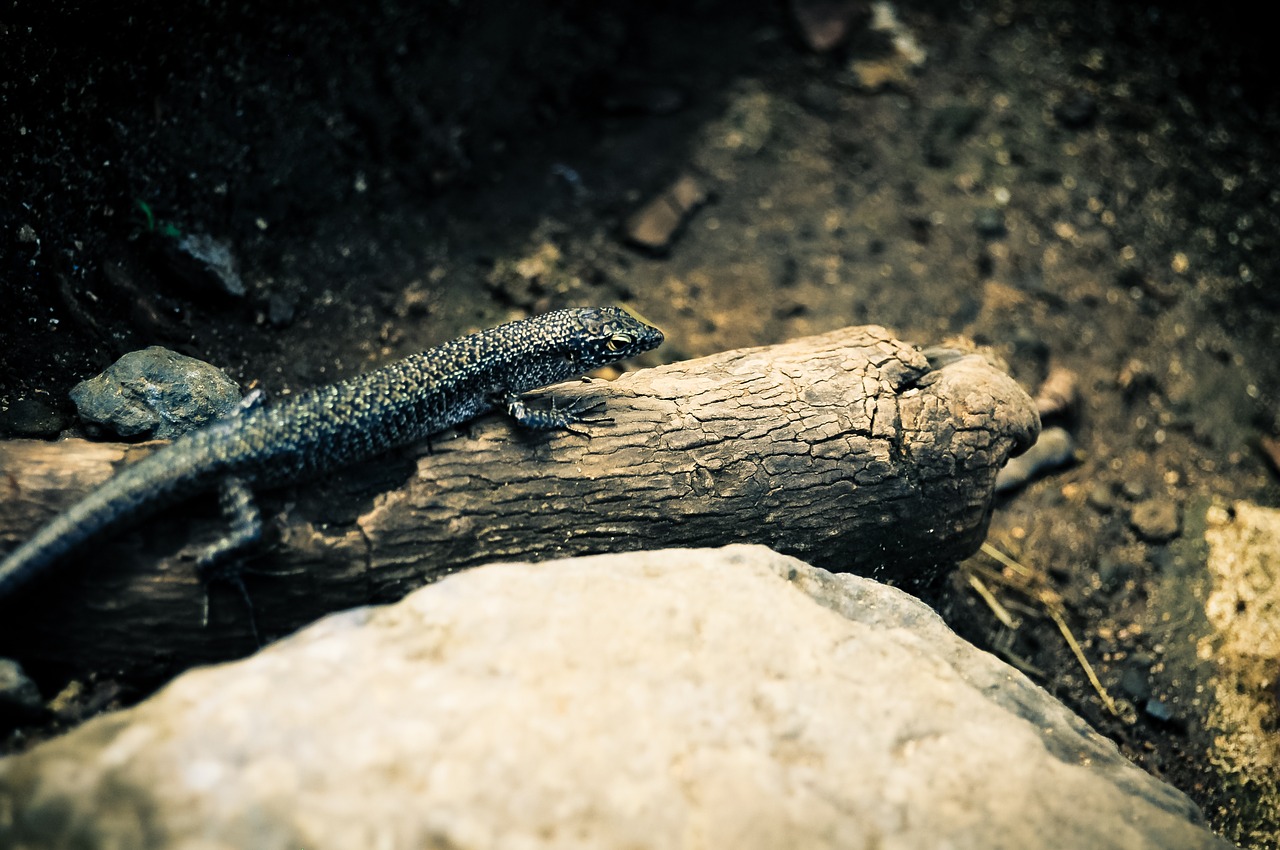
550;306;664;372
485;306;663;394
568;306;663;363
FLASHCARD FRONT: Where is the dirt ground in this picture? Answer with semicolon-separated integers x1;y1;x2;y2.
2;1;1278;846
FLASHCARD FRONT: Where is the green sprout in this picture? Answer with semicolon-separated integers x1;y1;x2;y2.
136;199;156;231
134;199;183;239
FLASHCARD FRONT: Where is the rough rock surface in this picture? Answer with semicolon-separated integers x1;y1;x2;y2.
0;545;1232;849
69;345;242;439
1199;501;1280;840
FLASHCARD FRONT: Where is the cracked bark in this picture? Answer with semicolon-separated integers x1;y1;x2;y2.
0;325;1038;678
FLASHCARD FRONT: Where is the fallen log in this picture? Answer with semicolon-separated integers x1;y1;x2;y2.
0;325;1038;679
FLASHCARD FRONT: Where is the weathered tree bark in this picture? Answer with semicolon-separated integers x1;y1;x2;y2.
0;326;1038;679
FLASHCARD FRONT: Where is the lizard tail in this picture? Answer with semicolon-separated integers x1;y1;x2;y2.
0;442;215;602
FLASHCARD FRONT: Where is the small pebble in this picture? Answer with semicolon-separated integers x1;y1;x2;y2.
1129;499;1181;543
397;286;433;318
623;173;709;254
1086;483;1114;513
1121;479;1146;501
1143;697;1174;723
843;1;928;91
1033;366;1078;420
995;426;1075;493
162;232;246;298
70;346;242;439
0;657;44;723
791;0;867;52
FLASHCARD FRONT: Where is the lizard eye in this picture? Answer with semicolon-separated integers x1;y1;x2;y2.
605;332;634;352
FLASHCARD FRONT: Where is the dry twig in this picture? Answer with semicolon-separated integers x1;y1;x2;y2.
965;542;1120;717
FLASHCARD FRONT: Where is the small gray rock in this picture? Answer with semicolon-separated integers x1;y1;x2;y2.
0;658;43;723
995;426;1075;493
1130;499;1181;543
69;346;241;439
165;232;246;297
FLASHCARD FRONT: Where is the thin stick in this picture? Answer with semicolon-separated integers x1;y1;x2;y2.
1047;606;1120;717
970;542;1121;718
966;572;1017;629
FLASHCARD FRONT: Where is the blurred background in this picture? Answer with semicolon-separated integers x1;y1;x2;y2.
2;1;1277;844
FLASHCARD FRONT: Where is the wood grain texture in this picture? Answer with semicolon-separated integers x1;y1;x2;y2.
0;325;1038;679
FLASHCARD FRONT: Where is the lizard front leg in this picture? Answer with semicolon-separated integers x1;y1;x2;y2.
503;392;605;432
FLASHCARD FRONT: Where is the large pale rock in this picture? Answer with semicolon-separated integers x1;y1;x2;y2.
0;545;1232;849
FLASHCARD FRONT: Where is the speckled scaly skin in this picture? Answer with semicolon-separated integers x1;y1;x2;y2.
0;307;663;600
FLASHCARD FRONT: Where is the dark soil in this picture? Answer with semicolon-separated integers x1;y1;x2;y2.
3;1;1278;845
